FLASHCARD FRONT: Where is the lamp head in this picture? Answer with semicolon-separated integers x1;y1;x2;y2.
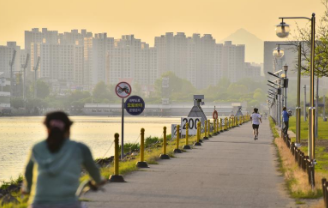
273;47;284;58
276;20;290;38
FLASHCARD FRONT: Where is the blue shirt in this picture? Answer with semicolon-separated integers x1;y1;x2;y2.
282;111;289;122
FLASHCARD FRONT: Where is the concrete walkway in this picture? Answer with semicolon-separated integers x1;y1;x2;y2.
85;119;295;208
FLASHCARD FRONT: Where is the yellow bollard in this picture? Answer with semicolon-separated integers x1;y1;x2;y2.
215;119;219;135
220;118;223;132
195;121;202;146
174;125;182;153
109;133;125;182
215;119;217;135
208;120;211;137
183;122;191;149
203;120;208;140
160;126;170;159
136;128;148;168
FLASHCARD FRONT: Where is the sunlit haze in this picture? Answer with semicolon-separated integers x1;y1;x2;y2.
0;0;324;47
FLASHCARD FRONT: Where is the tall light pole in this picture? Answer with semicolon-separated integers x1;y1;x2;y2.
34;57;40;98
21;54;30;100
276;13;316;188
273;43;301;146
304;85;307;121
9;50;16;98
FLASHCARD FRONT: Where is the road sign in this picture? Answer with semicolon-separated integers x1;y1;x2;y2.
125;95;145;116
171;124;181;139
213;110;218;119
115;82;132;98
181;117;201;135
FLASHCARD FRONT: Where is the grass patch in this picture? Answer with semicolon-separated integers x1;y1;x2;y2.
269;117;324;202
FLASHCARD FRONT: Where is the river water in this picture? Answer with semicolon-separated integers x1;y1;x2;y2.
0;116;181;183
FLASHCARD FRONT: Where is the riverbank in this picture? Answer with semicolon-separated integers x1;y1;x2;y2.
0;116;182;184
0;132;200;207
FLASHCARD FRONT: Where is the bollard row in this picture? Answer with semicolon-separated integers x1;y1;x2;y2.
109;115;251;183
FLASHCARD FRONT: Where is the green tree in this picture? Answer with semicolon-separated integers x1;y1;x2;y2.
10;97;24;109
92;81;113;103
293;0;328;77
154;72;196;103
31;80;50;99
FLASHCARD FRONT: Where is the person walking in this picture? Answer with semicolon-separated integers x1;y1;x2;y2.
22;111;106;208
250;108;262;140
282;107;290;138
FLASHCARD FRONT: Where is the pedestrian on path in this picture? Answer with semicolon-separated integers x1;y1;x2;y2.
22;111;106;208
282;107;290;137
250;108;262;140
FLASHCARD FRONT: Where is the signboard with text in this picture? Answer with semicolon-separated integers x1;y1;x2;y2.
125;95;145;116
181;117;201;135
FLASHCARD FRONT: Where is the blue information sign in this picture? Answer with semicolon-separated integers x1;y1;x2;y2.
125;95;145;116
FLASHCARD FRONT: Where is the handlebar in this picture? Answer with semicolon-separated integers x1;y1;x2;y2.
76;180;106;198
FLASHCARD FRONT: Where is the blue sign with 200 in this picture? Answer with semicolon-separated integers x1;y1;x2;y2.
125;95;145;116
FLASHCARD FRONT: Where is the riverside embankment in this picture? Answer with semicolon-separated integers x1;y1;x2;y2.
0;116;181;183
84;119;295;208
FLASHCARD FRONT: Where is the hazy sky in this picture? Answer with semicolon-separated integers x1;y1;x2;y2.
0;0;325;48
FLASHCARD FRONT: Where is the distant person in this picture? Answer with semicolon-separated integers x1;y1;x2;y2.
22;111;105;208
282;107;290;137
250;108;262;140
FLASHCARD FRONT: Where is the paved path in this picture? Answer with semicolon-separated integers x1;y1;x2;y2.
85;119;294;208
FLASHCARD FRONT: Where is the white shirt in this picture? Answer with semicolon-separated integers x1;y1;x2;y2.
251;113;261;125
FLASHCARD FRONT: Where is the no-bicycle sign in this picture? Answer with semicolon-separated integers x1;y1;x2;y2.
125;95;145;116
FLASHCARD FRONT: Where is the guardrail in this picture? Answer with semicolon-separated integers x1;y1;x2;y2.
275;120;315;187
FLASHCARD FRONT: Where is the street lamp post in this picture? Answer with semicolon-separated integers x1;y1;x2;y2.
283;65;288;108
276;13;316;188
273;43;302;145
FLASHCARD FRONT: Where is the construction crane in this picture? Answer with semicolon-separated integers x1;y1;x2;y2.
22;53;30;100
9;50;16;97
34;56;40;98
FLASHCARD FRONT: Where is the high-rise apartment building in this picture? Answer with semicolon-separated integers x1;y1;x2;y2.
222;41;245;83
58;29;92;46
25;28;58;75
107;35;158;92
0;42;21;79
244;62;262;79
155;34;245;89
84;33;114;89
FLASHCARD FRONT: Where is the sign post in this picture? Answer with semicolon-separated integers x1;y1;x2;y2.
115;82;132;160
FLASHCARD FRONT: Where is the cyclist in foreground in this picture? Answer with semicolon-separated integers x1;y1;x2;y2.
22;111;105;208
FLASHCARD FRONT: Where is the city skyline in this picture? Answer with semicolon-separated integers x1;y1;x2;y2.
0;0;324;50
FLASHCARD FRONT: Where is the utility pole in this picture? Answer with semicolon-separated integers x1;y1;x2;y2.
9;50;16;98
324;95;326;121
304;85;307;121
22;54;30;100
315;76;319;138
34;57;40;98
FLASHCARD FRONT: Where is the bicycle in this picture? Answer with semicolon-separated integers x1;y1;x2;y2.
76;180;106;208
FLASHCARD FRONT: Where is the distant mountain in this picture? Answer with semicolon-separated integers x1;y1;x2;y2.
221;28;263;63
